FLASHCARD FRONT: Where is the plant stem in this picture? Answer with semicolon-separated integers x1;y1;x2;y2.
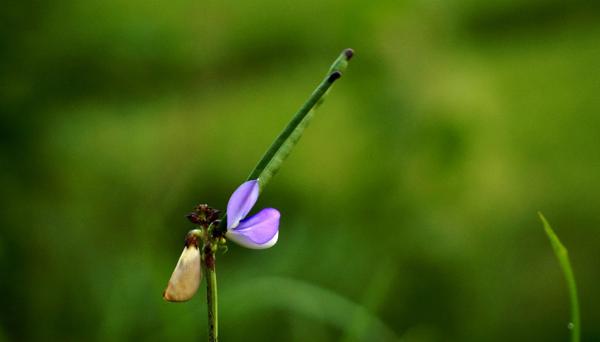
202;244;218;342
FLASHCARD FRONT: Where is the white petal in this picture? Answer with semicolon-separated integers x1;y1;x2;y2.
226;230;279;250
163;245;201;302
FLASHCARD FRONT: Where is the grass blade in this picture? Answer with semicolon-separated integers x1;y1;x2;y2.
539;212;581;342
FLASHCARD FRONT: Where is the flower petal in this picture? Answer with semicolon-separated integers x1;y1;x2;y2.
227;180;260;228
163;244;201;302
226;208;280;249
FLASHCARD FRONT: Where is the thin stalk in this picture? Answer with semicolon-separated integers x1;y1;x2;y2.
202;244;218;342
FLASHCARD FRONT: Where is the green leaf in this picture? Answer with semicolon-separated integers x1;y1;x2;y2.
539;212;581;342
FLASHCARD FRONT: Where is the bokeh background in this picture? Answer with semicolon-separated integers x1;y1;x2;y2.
2;0;600;341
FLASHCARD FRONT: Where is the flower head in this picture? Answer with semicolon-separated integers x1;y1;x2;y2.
225;180;280;249
163;180;279;302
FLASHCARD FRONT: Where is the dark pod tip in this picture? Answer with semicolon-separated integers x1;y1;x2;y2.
343;48;354;60
328;71;342;82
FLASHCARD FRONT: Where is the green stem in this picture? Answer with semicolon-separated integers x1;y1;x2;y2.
202;244;218;342
215;48;353;235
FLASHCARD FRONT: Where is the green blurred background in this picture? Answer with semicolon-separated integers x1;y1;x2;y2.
2;0;600;341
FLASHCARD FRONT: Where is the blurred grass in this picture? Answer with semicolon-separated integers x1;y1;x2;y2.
222;276;398;341
1;0;600;341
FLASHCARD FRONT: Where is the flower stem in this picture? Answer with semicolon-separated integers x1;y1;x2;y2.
202;244;218;342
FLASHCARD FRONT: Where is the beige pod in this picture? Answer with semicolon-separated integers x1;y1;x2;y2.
163;234;201;302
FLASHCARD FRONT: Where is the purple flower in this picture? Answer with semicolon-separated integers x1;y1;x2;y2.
225;180;280;249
